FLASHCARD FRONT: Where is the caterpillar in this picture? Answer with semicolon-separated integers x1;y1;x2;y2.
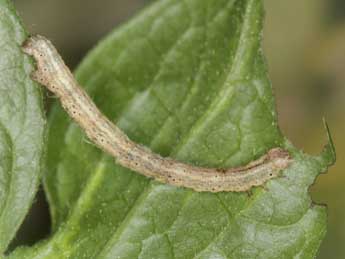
22;35;292;192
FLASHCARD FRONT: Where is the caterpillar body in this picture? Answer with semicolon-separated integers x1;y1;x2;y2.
22;35;292;192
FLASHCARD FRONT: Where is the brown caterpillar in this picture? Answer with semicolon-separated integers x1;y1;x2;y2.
22;35;292;192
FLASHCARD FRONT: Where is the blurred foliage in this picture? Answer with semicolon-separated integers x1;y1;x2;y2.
10;0;345;258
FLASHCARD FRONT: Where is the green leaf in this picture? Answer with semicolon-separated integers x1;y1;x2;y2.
9;0;335;258
0;0;46;254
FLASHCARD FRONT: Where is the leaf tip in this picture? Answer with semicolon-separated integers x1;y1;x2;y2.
319;118;336;168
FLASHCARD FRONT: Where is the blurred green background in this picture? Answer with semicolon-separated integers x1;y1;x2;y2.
10;0;345;258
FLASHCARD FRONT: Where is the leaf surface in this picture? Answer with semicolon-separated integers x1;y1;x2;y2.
9;0;335;258
0;0;46;254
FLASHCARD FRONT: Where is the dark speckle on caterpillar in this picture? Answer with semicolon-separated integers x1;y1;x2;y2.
22;35;292;192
